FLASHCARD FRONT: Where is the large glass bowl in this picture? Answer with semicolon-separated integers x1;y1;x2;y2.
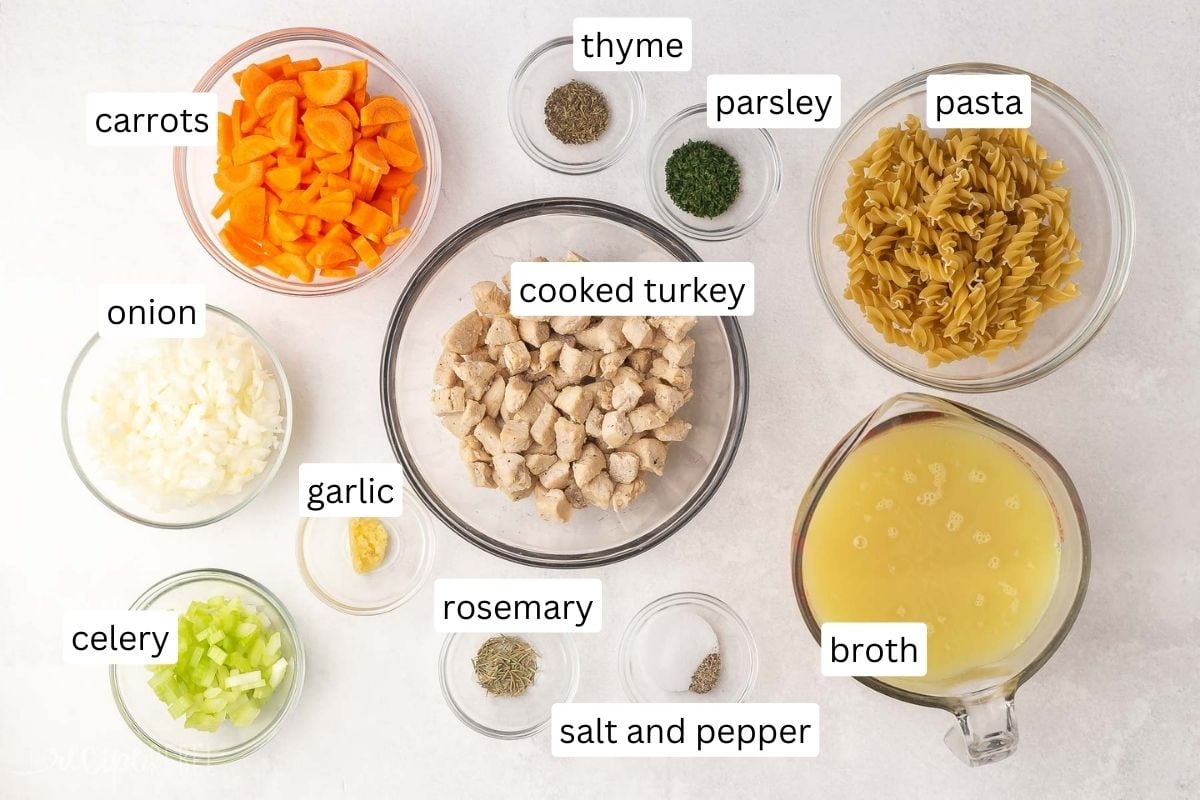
110;569;306;764
380;198;750;568
810;64;1134;391
175;27;442;296
62;306;292;528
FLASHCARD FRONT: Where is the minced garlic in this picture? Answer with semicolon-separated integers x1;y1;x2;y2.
349;517;389;573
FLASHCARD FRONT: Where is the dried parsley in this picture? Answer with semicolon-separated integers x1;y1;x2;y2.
473;635;538;697
664;139;741;218
544;80;610;145
689;650;722;694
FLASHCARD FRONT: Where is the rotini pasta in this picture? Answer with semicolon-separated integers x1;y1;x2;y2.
835;115;1082;366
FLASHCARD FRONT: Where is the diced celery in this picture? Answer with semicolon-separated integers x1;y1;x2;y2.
147;594;291;734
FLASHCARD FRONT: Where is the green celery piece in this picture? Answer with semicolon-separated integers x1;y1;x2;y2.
207;645;228;666
268;658;288;689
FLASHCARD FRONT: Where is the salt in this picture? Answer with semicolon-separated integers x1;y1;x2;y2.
638;609;718;693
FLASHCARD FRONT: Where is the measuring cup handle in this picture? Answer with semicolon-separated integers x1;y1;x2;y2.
944;693;1019;766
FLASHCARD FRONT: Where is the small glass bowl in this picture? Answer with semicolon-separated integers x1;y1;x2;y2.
810;63;1134;391
175;27;442;295
619;592;758;702
646;104;782;241
62;306;292;529
381;198;750;568
110;569;305;764
509;36;645;174
439;632;579;739
296;488;436;615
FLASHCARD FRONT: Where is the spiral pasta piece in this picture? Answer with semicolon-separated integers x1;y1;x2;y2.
833;115;1083;365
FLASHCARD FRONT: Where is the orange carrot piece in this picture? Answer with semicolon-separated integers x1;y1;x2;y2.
267;95;298;147
277;155;312;170
239;64;274;108
380;169;416;190
329;59;368;92
281;57;322;78
320;266;358;279
353;139;390;174
346;200;392;238
302;107;353;154
315;151;353;173
215;161;265;195
309;193;354;223
254;80;304;117
216;112;233;157
350;89;367;109
254;54;293;80
299;68;354;106
231;100;244;144
322;222;355;244
239;105;261;135
211;193;233;218
391;194;400;229
398;183;419;214
220;223;265;267
351;235;381;268
268;212;304;243
231;134;277;166
329;100;360;127
376;136;420;171
265;165;302;194
360;170;383;201
360;96;409;126
383;227;411;246
306;238;358;267
230;186;267;240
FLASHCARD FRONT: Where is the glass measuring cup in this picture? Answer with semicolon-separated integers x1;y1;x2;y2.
791;393;1090;766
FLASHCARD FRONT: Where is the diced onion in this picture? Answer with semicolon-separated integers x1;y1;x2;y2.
89;327;283;508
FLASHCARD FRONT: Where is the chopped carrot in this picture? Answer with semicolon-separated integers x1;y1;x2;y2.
254;80;305;117
299;68;354;106
383;227;411;246
329;59;368;92
212;53;424;281
230;186;267;240
215;161;264;194
281;57;322;78
303;107;353;154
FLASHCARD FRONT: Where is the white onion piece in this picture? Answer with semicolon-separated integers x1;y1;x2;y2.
89;327;283;508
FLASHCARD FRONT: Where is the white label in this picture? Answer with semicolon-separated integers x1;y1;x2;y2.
434;579;602;632
97;284;206;339
925;74;1031;129
573;17;692;71
820;622;927;677
510;262;754;316
299;463;405;517
86;92;218;146
63;610;177;665
707;75;840;128
552;703;819;757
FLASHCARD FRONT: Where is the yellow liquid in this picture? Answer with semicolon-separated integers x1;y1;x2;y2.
802;418;1061;687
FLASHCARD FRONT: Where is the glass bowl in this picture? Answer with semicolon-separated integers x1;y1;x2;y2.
175;27;442;296
618;592;758;702
380;198;750;568
810;63;1134;391
509;37;645;175
439;632;579;739
296;487;436;615
62;306;292;529
110;569;306;764
646;103;782;241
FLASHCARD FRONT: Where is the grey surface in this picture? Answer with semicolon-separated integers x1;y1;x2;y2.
2;0;1197;797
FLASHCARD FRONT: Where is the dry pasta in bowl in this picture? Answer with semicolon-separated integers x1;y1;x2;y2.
834;114;1081;366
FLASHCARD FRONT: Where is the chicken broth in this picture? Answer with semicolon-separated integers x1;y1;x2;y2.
802;417;1061;688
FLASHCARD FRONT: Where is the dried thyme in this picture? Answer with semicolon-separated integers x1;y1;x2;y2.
473;635;539;697
544;80;610;145
664;139;741;218
689;650;721;694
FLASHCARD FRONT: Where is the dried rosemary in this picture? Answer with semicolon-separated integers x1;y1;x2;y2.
664;139;741;218
689;650;721;694
544;80;610;145
473;635;539;697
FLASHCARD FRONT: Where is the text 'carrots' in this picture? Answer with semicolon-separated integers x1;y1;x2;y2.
213;53;422;282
